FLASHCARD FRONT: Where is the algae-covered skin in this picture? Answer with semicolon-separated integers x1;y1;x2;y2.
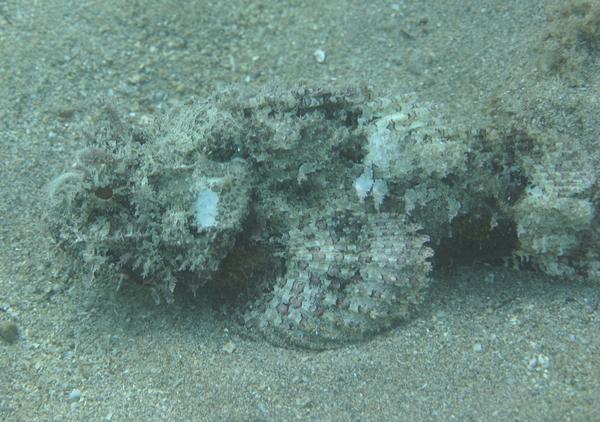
46;86;597;349
46;101;253;303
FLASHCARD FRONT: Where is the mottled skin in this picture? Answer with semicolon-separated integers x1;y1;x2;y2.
244;210;432;350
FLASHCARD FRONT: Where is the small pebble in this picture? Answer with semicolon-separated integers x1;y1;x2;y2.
313;49;326;64
473;343;483;353
222;341;236;354
68;389;82;402
528;354;550;370
529;357;538;369
537;354;550;369
0;320;19;344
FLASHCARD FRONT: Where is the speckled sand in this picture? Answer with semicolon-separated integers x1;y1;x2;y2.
1;1;599;420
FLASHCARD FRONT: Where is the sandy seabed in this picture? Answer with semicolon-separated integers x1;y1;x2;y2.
1;1;599;420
